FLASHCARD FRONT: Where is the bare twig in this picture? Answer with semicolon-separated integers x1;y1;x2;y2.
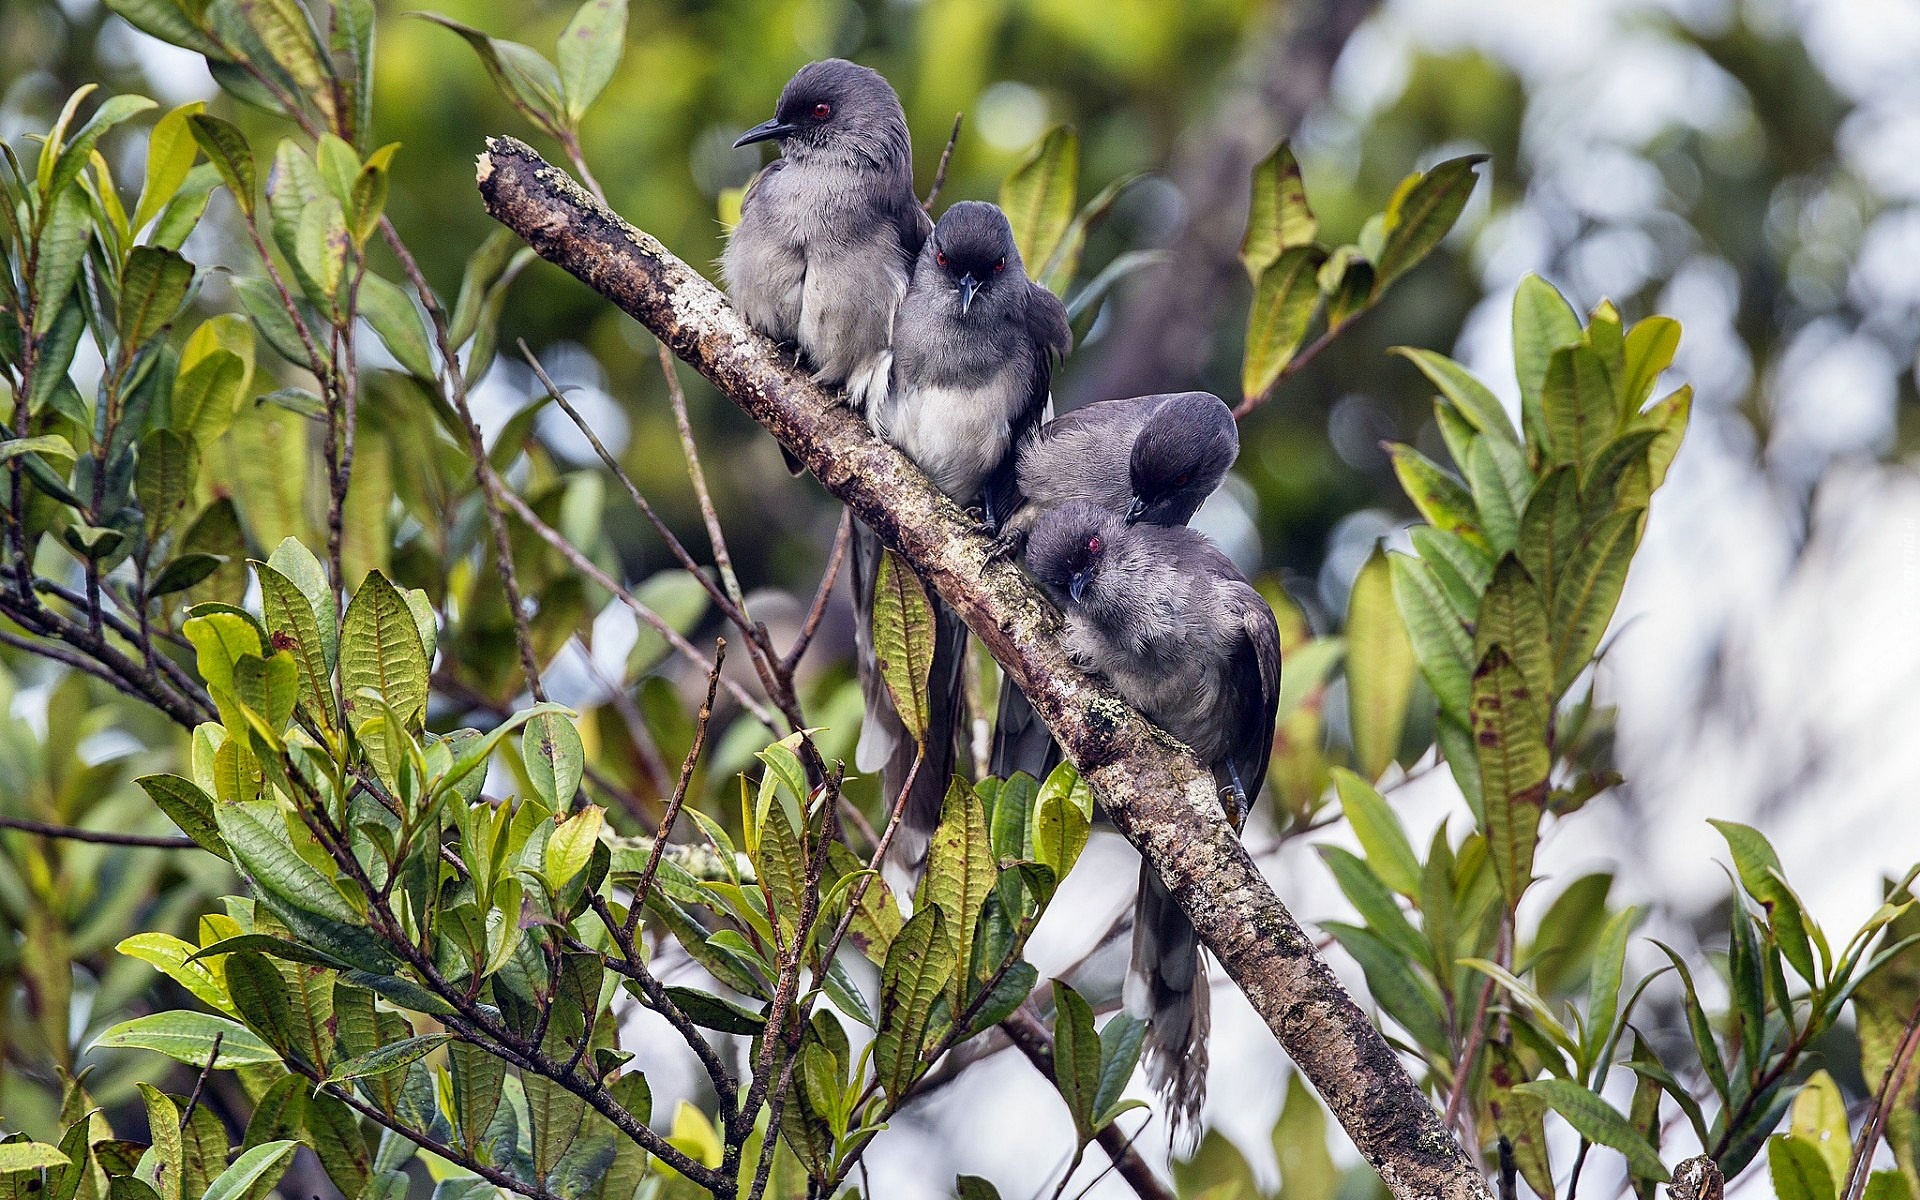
178;1032;224;1129
0;815;197;848
923;112;963;211
659;343;749;616
625;639;726;936
1842;992;1920;1200
782;509;850;674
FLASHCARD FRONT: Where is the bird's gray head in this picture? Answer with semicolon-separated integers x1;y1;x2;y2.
1026;500;1121;607
1126;392;1239;526
927;201;1023;317
733;59;911;170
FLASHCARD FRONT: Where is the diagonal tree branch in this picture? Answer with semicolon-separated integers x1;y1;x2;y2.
476;136;1493;1200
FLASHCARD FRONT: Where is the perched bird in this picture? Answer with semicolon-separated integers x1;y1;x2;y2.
723;59;930;414
1023;500;1280;1144
857;201;1072;866
988;391;1238;782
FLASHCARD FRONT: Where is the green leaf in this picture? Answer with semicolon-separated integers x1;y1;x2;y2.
556;0;627;121
341;570;429;733
415;15;567;133
327;1034;453;1083
1372;153;1486;294
1709;820;1819;983
31;188;92;338
1472;645;1550;909
871;548;935;743
136;773;228;858
151;553;227;598
136;428;198;539
201;1140;296;1200
955;1177;1001;1200
1344;545;1415;781
916;777;997;1006
664;986;765;1035
1388;552;1472;724
1631;384;1691;493
1323;921;1449;1055
1769;1134;1837;1200
254;560;334;731
1551;506;1642;694
1030;760;1092;889
135;101;206;232
1583;904;1638;1065
1241;244;1326;401
1000;126;1078;275
187;115;255;216
1050;980;1102;1139
1320;845;1425;962
1517;1079;1668;1182
1331;768;1420;898
91;1012;279;1067
1474;555;1552;704
523;711;585;809
873;905;954;1102
1620;316;1681;414
119;244;196;350
1393;346;1517;443
172;346;248;444
268;537;336;665
215;801;396;971
1788;1071;1850;1189
1387;444;1484;547
0;1144;72;1173
1541;344;1617;472
544;804;605;889
117;931;236;1016
1240;142;1317;275
1512;274;1583;450
293;195;348;303
357;272;436;382
1465;436;1529;554
1516;466;1581;609
49;93;157;203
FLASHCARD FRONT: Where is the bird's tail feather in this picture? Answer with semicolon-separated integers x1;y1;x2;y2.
989;679;1063;784
1125;863;1210;1150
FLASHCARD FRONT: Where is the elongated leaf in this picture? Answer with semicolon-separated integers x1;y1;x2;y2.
871;548;934;742
1542;344;1617;472
1388;552;1472;724
523;711;585;809
917;777;996;1005
92;1012;279;1067
1240;142;1317;275
117;932;237;1016
1394;346;1516;442
1768;1134;1835;1200
327;1034;452;1082
135;101;206;232
32;188;93;337
1000;126;1078;275
136;773;229;858
202;1140;296;1200
49;93;157;203
415;15;567;133
358;272;437;382
1050;980;1102;1138
341;570;428;732
1513;274;1582;450
1344;545;1415;780
544;805;604;890
120;245;196;350
1388;444;1484;546
1474;555;1551;704
187;115;255;215
254;561;334;731
1331;768;1420;898
873;906;954;1102
1551;506;1641;693
1372;154;1486;294
556;0;627;121
0;1143;72;1173
1472;646;1550;909
1517;1079;1668;1182
1030;760;1092;889
1621;316;1681;414
1709;820;1818;982
1242;244;1326;401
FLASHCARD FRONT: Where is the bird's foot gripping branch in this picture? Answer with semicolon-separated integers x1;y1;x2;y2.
476;134;1495;1200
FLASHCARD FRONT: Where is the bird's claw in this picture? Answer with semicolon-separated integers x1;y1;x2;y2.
985;529;1025;565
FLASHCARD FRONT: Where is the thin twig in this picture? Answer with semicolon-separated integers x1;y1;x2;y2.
1842;991;1920;1200
0;815;197;848
493;484;776;727
659;342;749;616
923;112;963;211
625;640;726;937
781;510;849;674
178;1032;223;1129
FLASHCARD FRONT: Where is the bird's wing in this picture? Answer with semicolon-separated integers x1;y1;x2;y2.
985;284;1075;527
1225;582;1283;806
890;192;934;270
739;158;787;218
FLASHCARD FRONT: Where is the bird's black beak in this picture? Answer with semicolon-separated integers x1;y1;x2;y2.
958;273;981;315
1124;497;1149;525
733;118;795;148
1069;571;1088;604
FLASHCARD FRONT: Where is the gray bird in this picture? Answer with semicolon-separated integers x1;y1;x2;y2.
989;391;1238;782
857;201;1072;865
1024;500;1280;1145
723;59;931;415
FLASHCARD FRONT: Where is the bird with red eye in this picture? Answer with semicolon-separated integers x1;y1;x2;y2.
812;101;831;119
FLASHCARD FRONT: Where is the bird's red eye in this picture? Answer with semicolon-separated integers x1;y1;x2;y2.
1175;473;1189;486
936;251;948;267
1087;536;1102;554
812;102;832;119
994;258;1005;273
